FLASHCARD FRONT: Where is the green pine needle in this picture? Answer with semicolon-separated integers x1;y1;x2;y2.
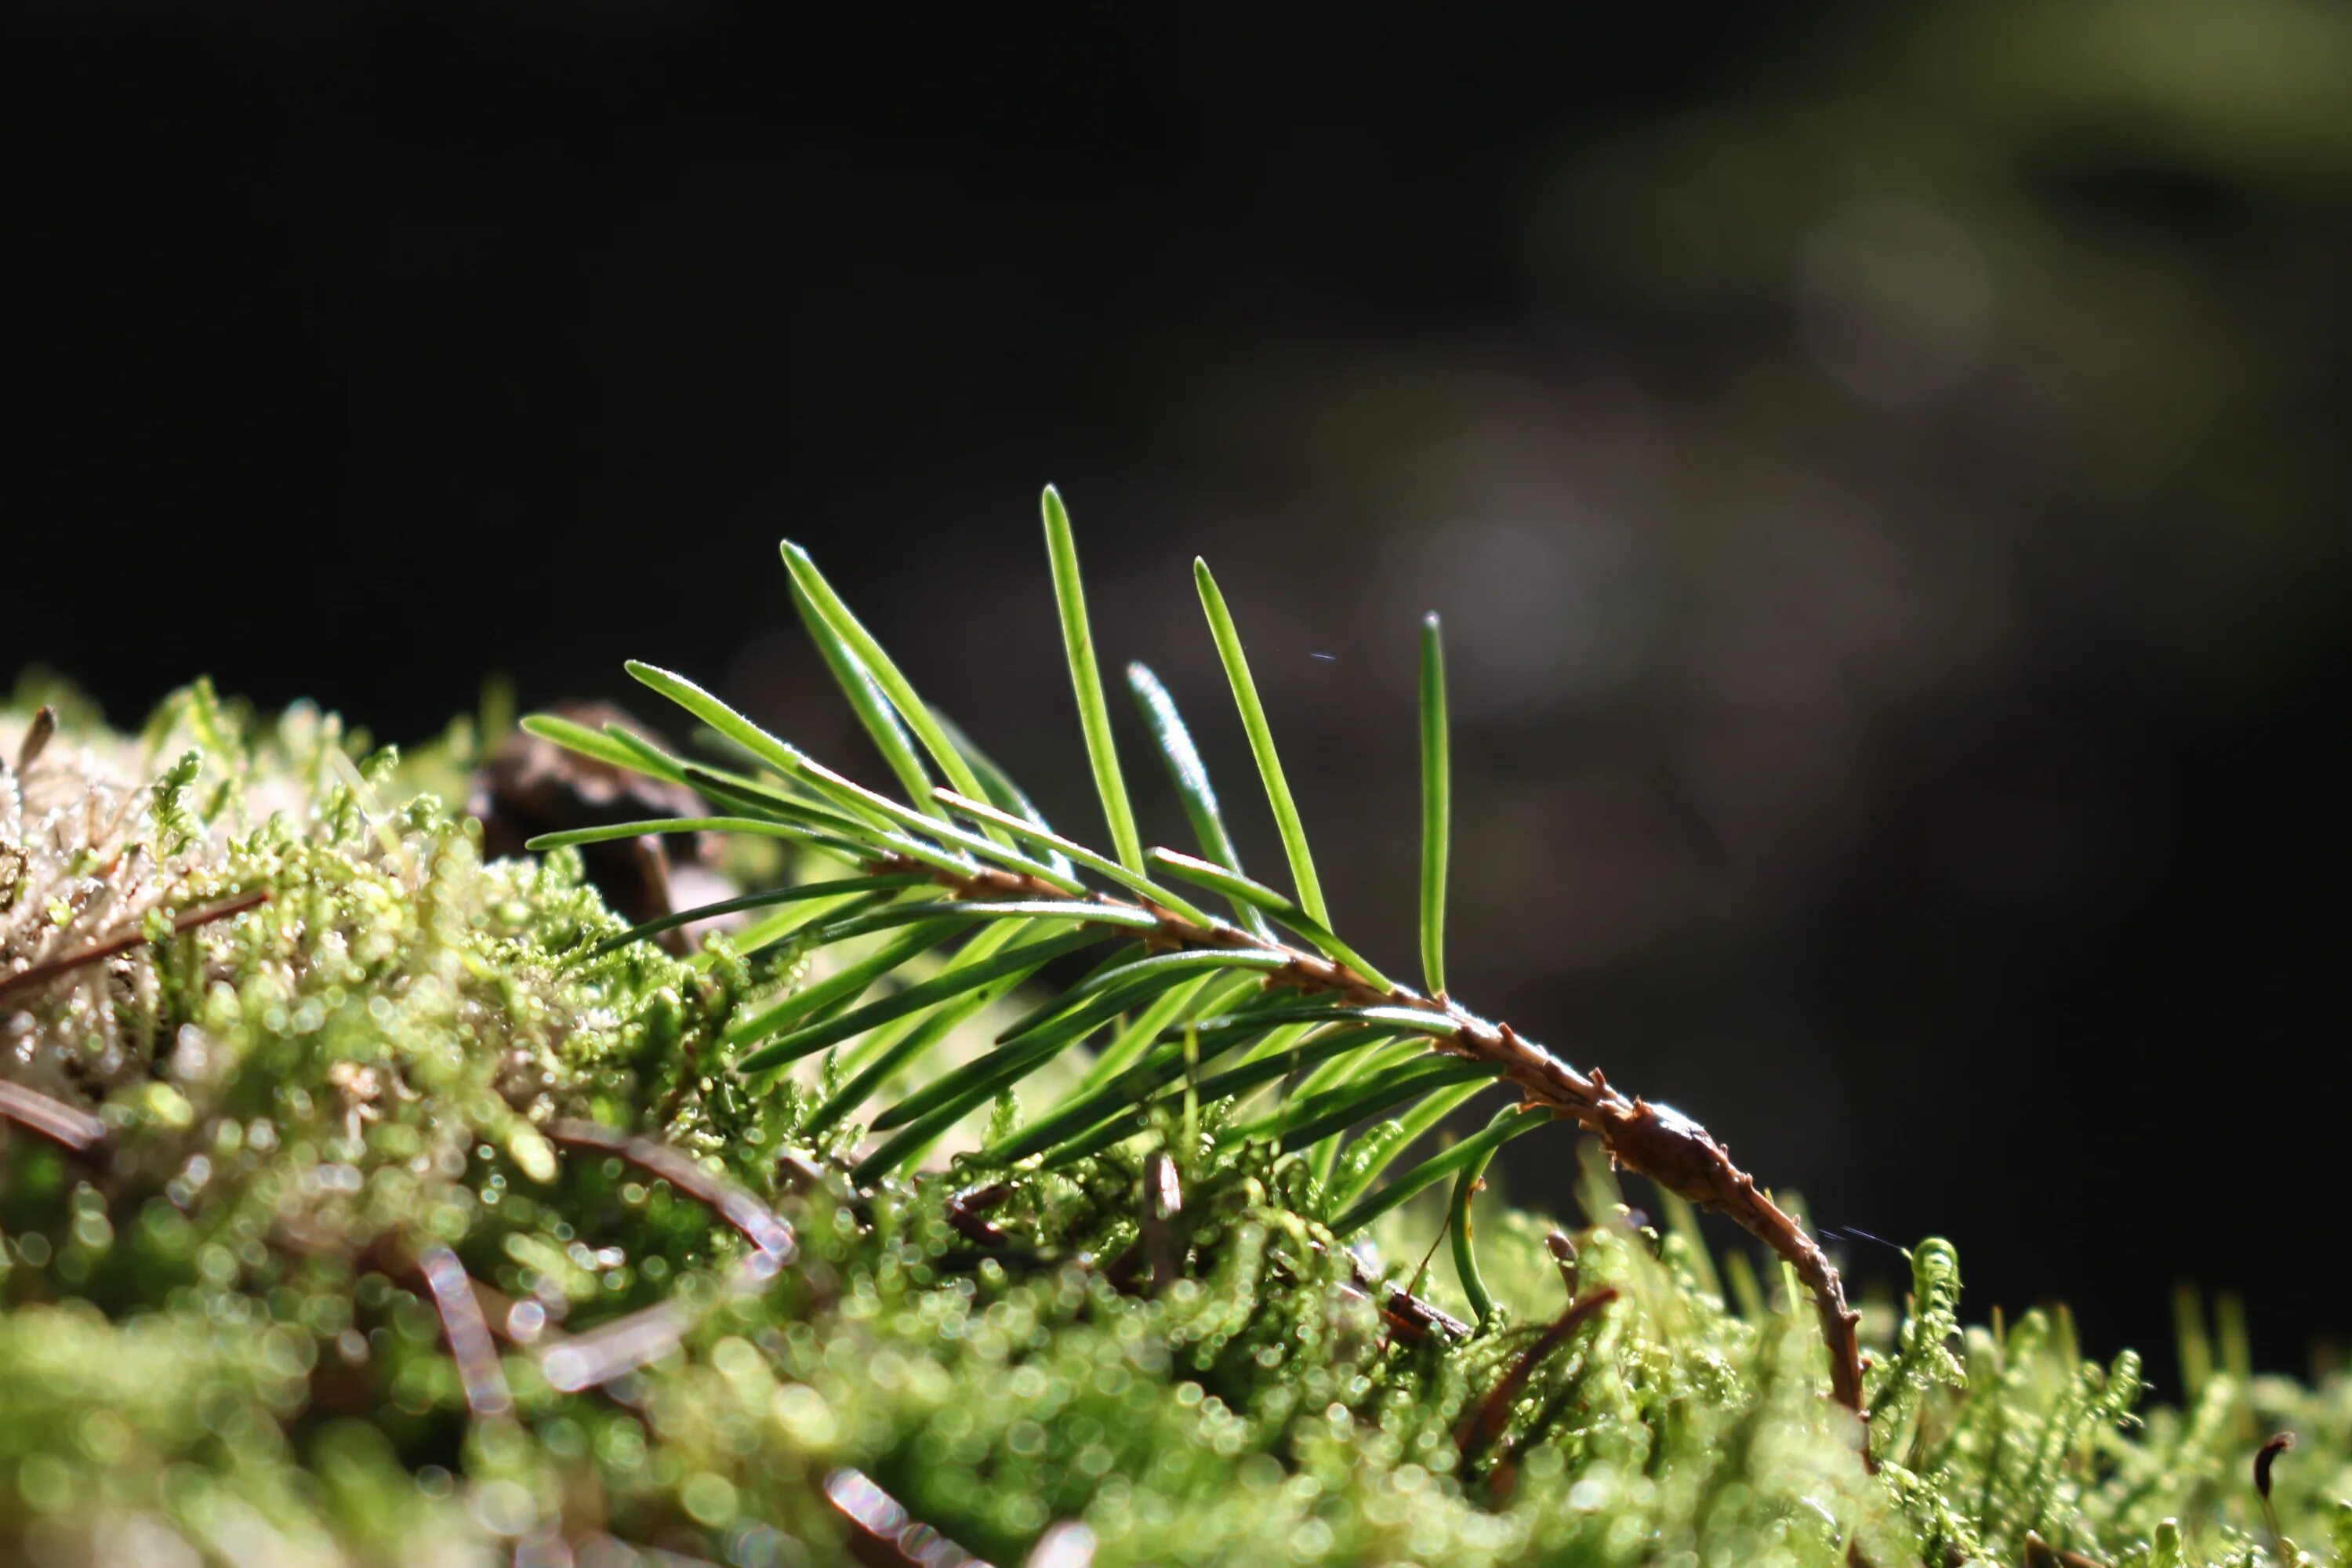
1225;1055;1491;1152
1145;848;1395;991
1126;662;1275;941
935;714;1073;878
622;661;860;815
524;815;876;863
1192;557;1330;927
808;918;1043;1132
585;873;934;958
520;713;679;779
1329;1103;1550;1236
791;578;938;813
735;926;1101;1074
1041;1022;1396;1168
1073;972;1229;1094
1449;1131;1499;1327
934;789;1210;923
1418;612;1450;999
721;917;968;1048
1042;486;1145;873
779;543;1010;844
1327;1076;1494;1213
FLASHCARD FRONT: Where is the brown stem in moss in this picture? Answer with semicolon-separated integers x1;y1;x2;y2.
0;888;271;1004
0;1076;107;1152
2024;1534;2109;1568
418;1243;514;1419
527;1122;799;1396
945;1181;1014;1248
546;1117;796;1260
823;1466;993;1568
873;834;1870;1431
1457;1287;1619;1460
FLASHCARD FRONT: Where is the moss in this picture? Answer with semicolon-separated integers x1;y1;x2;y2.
0;688;2343;1567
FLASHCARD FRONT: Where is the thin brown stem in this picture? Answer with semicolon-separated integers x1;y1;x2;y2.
539;1293;699;1396
823;1466;993;1568
517;1123;801;1396
877;830;1869;1428
1457;1287;1619;1460
418;1243;514;1419
0;888;271;1004
2023;1534;2109;1568
539;1247;786;1395
0;1077;107;1152
945;1181;1013;1248
546;1118;796;1261
1342;1268;1475;1347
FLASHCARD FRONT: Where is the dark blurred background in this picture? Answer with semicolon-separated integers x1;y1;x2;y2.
7;3;2347;1377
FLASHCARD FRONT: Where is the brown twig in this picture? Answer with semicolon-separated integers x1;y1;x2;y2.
545;1118;796;1261
1287;1232;1471;1345
945;1181;1013;1248
776;1147;840;1195
2023;1533;2108;1568
278;1224;546;1352
0;1076;107;1152
516;1191;1038;1568
824;1467;993;1568
1375;1283;1473;1343
525;1247;980;1564
540;1247;786;1396
524;1123;797;1395
629;833;695;958
418;1243;514;1418
1455;1287;1619;1460
0;888;271;1005
539;1293;702;1396
284;1160;1026;1568
1334;1272;1476;1348
879;815;1871;1428
278;1200;756;1406
822;1465;1091;1568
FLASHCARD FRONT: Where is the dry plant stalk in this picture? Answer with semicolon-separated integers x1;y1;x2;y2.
0;1076;108;1152
0;888;271;1005
1457;1287;1621;1460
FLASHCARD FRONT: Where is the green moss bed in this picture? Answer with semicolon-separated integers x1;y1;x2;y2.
0;681;2344;1568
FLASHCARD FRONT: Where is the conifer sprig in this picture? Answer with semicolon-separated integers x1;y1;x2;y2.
526;487;1867;1424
